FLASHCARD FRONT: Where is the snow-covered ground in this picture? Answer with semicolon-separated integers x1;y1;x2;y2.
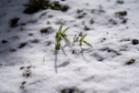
0;0;139;93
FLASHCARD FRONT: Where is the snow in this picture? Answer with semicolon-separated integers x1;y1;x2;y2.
0;0;139;93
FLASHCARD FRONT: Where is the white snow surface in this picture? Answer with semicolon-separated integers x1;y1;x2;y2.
0;0;139;93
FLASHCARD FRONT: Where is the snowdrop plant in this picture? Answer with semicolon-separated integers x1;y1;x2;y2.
79;34;92;48
78;33;92;53
54;25;69;73
73;32;92;48
55;25;69;50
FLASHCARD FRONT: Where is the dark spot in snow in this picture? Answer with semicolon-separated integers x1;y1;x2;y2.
61;5;69;12
109;19;118;25
20;66;25;70
60;87;83;93
72;50;76;54
91;9;105;14
1;40;8;44
20;81;26;89
84;25;90;31
121;18;128;24
40;27;54;34
21;81;26;85
76;10;86;19
72;49;80;55
9;17;20;28
120;38;130;42
30;39;40;43
27;65;32;69
132;39;139;45
28;33;33;36
125;59;135;65
90;18;95;24
100;38;106;42
46;21;51;25
10;48;16;52
115;11;127;18
22;69;32;78
18;42;27;49
47;15;53;18
77;14;86;19
77;9;83;14
117;0;124;4
61;0;66;1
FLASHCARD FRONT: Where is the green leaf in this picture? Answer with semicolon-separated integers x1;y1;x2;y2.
62;27;68;34
79;35;86;46
58;25;63;32
83;40;92;47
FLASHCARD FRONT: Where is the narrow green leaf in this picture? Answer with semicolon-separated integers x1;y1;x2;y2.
62;27;68;34
83;41;92;47
79;35;86;46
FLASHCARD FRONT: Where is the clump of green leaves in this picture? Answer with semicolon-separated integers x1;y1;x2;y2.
55;25;69;51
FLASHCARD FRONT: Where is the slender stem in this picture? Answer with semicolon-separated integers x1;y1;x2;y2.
54;50;58;73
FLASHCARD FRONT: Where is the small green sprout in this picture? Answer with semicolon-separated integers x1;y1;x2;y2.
78;32;92;47
79;34;86;47
55;25;69;51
